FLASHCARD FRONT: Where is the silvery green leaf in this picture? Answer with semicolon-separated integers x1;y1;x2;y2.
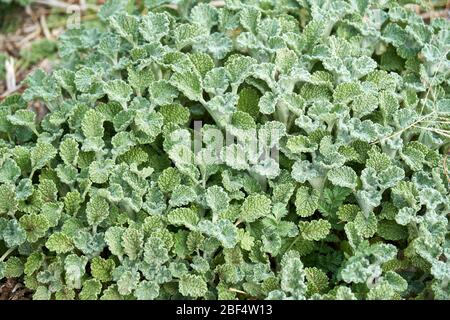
173;23;204;50
193;33;233;60
167;208;199;230
134;280;159;300
127;67;154;97
190;3;218;31
259;91;278;115
86;195;109;227
72;230;106;258
252;158;280;180
139;12;170;42
22;69;60;107
169;185;197;207
179;274;207;298
144;237;169;265
291;160;321;184
64;254;88;289
104;79;133;109
56;163;78;185
117;270;140;295
0;158;21;183
275;48;298;75
328;166;358;190
287;135;317;154
295;186;320;217
134;110;163;138
395;207;417;226
203;67;229;95
98;0;128;21
31;141;57;171
148;80;179;106
16;178;33;201
111;131;136;157
109;13;140;45
205;185;230;217
240;194;271;223
206;93;238;127
74;67;99;93
170;71;203;101
7;109;38;134
239;6;261;33
252;63;277;89
198;219;238;249
225;55;257;91
53;69;76;97
3;219;27;247
221;144;249;171
280;251;307;298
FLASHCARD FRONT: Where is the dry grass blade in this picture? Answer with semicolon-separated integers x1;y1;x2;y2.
444;151;450;183
373;45;450;145
40;14;53;40
421;9;449;19
5;58;16;92
33;0;99;11
164;0;225;10
228;288;248;295
413;125;450;138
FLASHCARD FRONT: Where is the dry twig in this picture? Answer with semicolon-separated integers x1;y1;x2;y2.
5;58;16;93
33;0;99;11
444;151;450;183
164;0;225;10
40;14;53;40
420;9;449;20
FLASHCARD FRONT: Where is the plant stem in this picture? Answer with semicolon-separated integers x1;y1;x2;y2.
229;288;247;295
286;234;301;252
0;247;16;262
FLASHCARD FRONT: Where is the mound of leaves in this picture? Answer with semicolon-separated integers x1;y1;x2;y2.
0;0;449;300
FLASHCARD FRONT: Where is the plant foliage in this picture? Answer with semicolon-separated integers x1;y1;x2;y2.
0;0;449;300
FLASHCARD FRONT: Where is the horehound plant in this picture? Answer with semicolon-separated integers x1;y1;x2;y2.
0;0;449;300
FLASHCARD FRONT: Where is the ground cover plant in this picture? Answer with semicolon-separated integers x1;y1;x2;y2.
0;0;102;98
0;0;449;300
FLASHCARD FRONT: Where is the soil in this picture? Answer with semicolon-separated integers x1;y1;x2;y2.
0;278;32;300
0;1;103;99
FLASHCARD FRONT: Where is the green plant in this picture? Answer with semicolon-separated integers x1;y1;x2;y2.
0;0;32;5
0;0;449;300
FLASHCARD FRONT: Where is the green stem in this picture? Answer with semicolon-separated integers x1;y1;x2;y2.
308;175;327;194
164;204;173;215
199;97;226;129
250;170;267;192
0;247;16;262
286;234;301;252
275;103;290;127
286;114;296;133
151;143;164;156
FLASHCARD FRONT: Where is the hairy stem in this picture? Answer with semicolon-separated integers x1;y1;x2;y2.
0;247;16;262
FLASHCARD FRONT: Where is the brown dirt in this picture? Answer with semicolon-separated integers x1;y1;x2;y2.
0;278;32;300
0;4;62;98
0;1;101;99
